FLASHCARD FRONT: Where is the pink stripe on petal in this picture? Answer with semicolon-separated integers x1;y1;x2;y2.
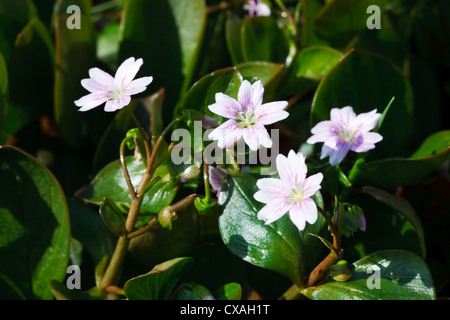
302;172;323;198
288;204;306;231
256;101;289;125
330;106;356;126
250;80;264;108
209;93;242;119
299;198;318;224
352;109;380;132
89;67;115;86
81;78;108;93
125;76;153;95
237;80;252;107
287;150;307;184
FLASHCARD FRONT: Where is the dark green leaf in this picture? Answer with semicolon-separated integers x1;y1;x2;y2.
241;16;290;63
358;148;450;189
0;146;70;300
0;52;8;143
218;173;325;287
225;12;244;65
54;13;96;148
302;250;436;300
100;198;126;236
124;257;194;300
363;186;426;258
50;280;103;300
0;272;26;300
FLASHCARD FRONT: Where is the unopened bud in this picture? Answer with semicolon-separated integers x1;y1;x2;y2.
329;260;352;282
158;208;177;230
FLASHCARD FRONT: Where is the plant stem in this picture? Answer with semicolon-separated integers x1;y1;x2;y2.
99;117;183;294
127;108;152;169
120;139;137;199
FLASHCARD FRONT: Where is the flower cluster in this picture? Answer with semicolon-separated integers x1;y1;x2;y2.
75;58;383;232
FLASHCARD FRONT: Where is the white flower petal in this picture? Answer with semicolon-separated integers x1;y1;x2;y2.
255;101;289;125
88;67;115;86
351;109;381;132
302;172;323;198
209;93;243;119
75;93;109;112
237;80;252;108
250;80;264;108
115;57;144;87
330;106;356;127
125;76;153;95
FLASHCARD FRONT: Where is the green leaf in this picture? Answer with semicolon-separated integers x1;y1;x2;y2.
124;257;194;300
174;66;242;120
241;16;290;63
0;0;38;62
300;0;330;47
302;250;436;300
218;173;325;287
410;130;450;159
213;282;242;300
311;49;415;158
119;0;207;125
281;45;342;97
363;186;426;258
77;155;179;215
358;148;450;189
54;13;96;148
225;12;244;65
100;198;126;236
0;146;70;300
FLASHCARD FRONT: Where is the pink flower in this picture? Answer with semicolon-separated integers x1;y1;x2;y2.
254;150;323;231
307;106;383;166
207;80;288;151
75;57;153;112
244;0;271;17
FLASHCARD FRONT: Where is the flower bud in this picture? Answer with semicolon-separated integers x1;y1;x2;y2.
158;208;177;230
328;260;352;282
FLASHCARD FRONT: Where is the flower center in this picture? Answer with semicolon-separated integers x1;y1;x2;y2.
236;108;259;128
108;84;126;100
287;184;304;204
337;128;356;143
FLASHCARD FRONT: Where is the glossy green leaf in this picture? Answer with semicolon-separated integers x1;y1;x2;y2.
77;155;179;215
311;49;415;158
218;173;325;287
119;0;207;125
302;250;436;300
8;18;54;120
281;45;342;97
174;67;242;120
314;0;390;48
241;16;290;64
124;257;194;300
0;146;70;300
358;148;450;189
363;186;426;258
54;14;96;148
410;130;450;159
213;282;242;300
